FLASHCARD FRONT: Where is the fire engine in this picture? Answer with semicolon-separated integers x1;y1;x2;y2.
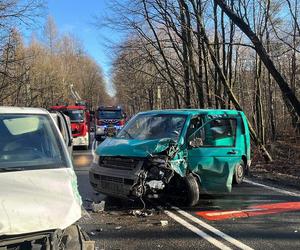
95;106;126;141
50;104;90;149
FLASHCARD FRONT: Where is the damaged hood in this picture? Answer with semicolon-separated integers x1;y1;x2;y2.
97;138;177;158
0;168;82;236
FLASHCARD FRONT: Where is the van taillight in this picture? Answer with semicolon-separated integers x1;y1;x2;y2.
119;119;125;126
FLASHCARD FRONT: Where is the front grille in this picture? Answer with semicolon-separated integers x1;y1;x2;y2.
99;156;143;170
93;174;134;185
101;175;123;183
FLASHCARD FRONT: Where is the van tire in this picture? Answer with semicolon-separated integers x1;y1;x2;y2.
233;160;245;185
184;174;200;206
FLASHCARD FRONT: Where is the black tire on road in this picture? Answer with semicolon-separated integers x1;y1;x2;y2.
184;174;200;207
233;160;245;185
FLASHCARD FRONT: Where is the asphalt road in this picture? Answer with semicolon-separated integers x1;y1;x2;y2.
73;144;300;250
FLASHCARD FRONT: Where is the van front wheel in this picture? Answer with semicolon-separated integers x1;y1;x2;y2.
233;161;245;184
184;174;200;206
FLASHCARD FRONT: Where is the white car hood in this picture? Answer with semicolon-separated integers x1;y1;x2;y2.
0;168;82;236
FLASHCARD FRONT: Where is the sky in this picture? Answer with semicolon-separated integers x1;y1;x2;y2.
45;0;122;95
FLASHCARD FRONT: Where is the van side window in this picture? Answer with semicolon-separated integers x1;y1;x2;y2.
186;116;203;138
195;118;237;147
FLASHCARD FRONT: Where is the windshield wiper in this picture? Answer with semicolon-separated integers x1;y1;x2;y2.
0;167;25;172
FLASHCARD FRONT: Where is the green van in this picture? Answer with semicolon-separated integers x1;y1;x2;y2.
89;109;250;206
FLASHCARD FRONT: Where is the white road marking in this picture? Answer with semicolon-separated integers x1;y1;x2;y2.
244;179;300;197
163;209;232;250
171;206;254;250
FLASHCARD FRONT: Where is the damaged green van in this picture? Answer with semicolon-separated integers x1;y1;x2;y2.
89;109;250;206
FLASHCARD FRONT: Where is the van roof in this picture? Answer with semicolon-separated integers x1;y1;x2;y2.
0;106;49;115
138;109;244;116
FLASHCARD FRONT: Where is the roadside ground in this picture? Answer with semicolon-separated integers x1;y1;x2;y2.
251;138;300;189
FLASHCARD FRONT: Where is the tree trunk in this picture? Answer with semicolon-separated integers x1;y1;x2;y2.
215;0;300;120
196;14;273;161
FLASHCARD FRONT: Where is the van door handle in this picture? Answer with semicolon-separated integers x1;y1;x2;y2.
227;150;237;155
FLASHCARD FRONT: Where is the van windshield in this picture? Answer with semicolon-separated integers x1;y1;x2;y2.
0;114;69;170
98;110;122;119
117;114;186;140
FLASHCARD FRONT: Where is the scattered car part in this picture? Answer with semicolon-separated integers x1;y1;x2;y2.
91;201;106;213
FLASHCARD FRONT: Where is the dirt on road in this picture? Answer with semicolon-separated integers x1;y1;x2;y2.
250;139;300;189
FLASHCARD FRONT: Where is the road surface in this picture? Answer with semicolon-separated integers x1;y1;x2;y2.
73;145;300;250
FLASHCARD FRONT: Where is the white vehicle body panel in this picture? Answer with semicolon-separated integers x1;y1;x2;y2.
0;107;82;237
0;107;48;115
0;168;82;236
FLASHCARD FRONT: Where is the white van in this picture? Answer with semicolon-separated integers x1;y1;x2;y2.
0;107;91;249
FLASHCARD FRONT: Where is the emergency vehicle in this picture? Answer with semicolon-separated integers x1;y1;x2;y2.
50;105;90;149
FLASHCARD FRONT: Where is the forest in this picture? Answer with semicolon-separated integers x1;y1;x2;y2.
110;0;300;160
0;0;109;109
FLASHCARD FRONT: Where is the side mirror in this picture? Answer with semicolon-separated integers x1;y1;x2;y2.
189;137;203;148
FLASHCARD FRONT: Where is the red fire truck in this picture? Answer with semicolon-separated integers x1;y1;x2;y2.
50;105;90;149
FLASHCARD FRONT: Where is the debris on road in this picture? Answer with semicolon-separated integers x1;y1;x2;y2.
151;220;169;227
129;209;154;217
91;201;105;213
115;226;122;230
160;220;168;227
89;231;96;236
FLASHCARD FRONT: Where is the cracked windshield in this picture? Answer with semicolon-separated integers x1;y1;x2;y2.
0;0;299;249
117;114;186;140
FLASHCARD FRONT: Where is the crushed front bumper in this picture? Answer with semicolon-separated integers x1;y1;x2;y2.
89;157;144;198
89;155;175;199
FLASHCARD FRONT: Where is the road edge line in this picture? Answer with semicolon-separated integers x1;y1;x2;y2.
244;179;300;197
162;208;233;250
171;206;254;250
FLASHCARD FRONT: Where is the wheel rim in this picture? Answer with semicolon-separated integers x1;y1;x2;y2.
236;164;244;179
